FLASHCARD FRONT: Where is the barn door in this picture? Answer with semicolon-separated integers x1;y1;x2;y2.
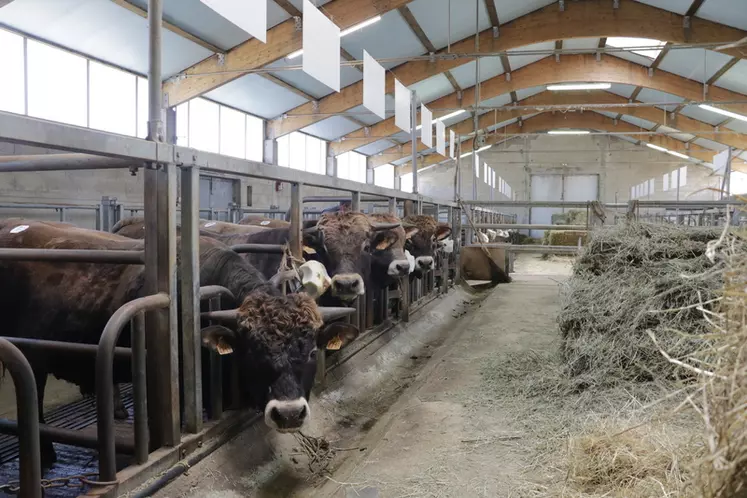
199;175;237;221
530;174;598;237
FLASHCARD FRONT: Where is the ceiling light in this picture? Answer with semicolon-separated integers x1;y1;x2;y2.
698;104;747;123
459;151;473;158
548;130;590;135
547;83;612;91
646;143;691;160
667;150;690;160
287;15;382;60
476;145;492;153
646;143;668;153
438;110;466;121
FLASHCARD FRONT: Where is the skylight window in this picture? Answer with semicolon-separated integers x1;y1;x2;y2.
606;37;666;59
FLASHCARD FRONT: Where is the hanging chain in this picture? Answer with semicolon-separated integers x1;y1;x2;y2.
0;473;118;494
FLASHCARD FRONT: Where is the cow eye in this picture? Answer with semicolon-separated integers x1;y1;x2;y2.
308;348;318;361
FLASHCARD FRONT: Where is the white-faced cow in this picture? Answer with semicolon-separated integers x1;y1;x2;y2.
0;219;356;464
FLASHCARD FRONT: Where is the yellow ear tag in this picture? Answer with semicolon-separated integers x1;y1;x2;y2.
215;338;234;355
303;245;317;255
326;336;343;351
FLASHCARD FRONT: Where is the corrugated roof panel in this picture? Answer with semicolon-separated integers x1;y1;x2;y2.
447;57;504;89
508;42;553;70
679;105;729;126
268;56;362;99
409;73;454;104
127;0;290;50
440;111;469;128
696;0;747;31
712;59;747;95
607;84;637;98
620;115;656;129
481;93;512;109
487;117;518;132
562;38;602;52
515;85;545;101
407;0;490;52
0;0;211;77
390;131;411;142
607;50;655;67
204;74;308;119
346;104;383;126
595;110;618;119
356;139;396;156
636;88;684;112
655;126;696;144
287;0;332;10
613;133;639;144
492;0;555;24
302;116;360;141
725;119;747;134
632;0;688;15
693;137;729;152
658;48;734;83
341;9;425;69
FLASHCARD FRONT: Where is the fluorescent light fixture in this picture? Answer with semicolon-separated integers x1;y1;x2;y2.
288;15;382;59
647;143;691;160
548;130;590;135
476;145;492;153
459;151;473;158
667;150;690;160
415;109;467;131
547;83;611;91
698;104;747;123
646;143;668;153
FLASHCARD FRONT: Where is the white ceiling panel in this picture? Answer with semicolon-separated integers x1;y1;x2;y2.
607;50;655;67
620;115;656;129
515;85;545;101
492;0;555;25
287;0;332;10
595;110;618;119
390;131;411;142
0;0;211;77
204;74;308;119
713;59;747;95
680;105;730;126
127;0;290;50
658;48;734;83
636;88;684;112
725;119;747;134
447;57;505;89
302;116;360;141
562;38;602;52
356;139;397;156
409;73;454;104
268;56;362;99
656;125;695;143
508;42;553;70
693;137;729;152
632;0;689;15
341;10;424;69
607;84;637;99
480;93;512;110
346;104;384;126
407;0;490;52
487;117;518;132
696;0;747;31
613;133;640;144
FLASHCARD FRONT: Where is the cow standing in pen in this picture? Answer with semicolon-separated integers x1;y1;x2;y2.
402;215;453;279
0;219;356;465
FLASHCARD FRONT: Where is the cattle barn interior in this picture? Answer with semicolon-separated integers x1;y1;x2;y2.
0;0;746;496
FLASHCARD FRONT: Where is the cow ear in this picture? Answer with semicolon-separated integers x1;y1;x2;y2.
436;224;452;241
405;226;419;239
317;322;359;350
201;325;237;355
371;231;397;251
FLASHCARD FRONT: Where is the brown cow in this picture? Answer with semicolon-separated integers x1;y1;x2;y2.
199;220;270;235
403;215;452;278
237;215;291;228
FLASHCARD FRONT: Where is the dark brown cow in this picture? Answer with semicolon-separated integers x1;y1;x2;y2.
367;213;413;289
237;215;291;228
0;219;355;464
403;215;452;278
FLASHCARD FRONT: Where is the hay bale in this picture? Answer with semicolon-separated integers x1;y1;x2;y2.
551;209;588;226
544;230;587;246
558;223;743;388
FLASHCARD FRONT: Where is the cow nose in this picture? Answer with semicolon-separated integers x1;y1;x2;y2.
265;399;309;432
395;262;410;274
417;257;434;270
332;275;363;296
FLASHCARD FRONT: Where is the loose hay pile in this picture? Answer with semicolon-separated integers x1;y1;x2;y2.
558;223;740;388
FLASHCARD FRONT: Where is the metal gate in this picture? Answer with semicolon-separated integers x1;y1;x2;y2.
199;176;237;221
530;174;598;237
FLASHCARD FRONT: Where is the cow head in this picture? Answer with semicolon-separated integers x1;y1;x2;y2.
403;215;452;278
302;212;401;301
366;213;411;288
201;291;358;432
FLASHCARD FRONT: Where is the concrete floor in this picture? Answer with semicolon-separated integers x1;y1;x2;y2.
153;256;570;498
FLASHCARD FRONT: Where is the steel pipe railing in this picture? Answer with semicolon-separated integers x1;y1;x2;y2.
474;224;588;231
96;292;170;482
465;244;580;254
0;419;135;454
0;249;145;264
5;337;132;360
0;338;41;498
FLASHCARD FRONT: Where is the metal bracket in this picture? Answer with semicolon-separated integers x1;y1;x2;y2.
294;16;302;31
457;90;463;100
596;51;601;62
555;53;560;63
429;52;435;63
364;127;370;137
613;118;618;126
648;67;654;78
217;53;225;66
613;0;619;8
505;72;511;82
558;0;564;11
312;101;320;112
492;26;499;38
683;16;691;29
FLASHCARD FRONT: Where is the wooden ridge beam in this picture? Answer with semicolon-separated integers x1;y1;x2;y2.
396;112;747;173
268;0;747;138
369;90;747;167
273;0;302;18
162;0;410;106
334;53;747;156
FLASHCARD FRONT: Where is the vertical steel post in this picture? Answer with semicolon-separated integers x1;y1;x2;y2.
131;312;148;464
388;196;396;214
208;296;223;419
350;191;363;329
351;191;361;212
411;90;418;195
180;164;201;433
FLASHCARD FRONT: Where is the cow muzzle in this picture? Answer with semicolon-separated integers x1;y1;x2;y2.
387;259;411;277
331;273;365;300
416;256;434;272
265;398;310;432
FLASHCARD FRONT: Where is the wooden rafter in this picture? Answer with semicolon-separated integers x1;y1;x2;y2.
369;90;747;168
162;0;412;106
332;54;747;156
707;57;740;85
267;0;747;138
273;0;302;18
443;72;462;93
484;0;500;28
259;73;316;101
686;0;708;17
398;5;436;53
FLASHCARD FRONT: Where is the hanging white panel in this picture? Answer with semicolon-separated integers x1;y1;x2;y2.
363;50;385;120
449;130;456;158
436;121;446;156
395;79;411;133
663;173;669;191
303;0;340;92
711;148;730;174
679;166;688;186
420;104;433;147
200;0;266;43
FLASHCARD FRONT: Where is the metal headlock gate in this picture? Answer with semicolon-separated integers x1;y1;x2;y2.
0;1;461;495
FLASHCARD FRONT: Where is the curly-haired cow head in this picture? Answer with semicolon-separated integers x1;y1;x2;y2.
403;215;452;278
302;212;401;301
201;291;358;433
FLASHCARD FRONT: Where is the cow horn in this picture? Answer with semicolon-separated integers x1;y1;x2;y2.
201;310;239;323
302;225;319;235
269;269;298;289
372;222;401;231
401;222;418;229
318;306;356;322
